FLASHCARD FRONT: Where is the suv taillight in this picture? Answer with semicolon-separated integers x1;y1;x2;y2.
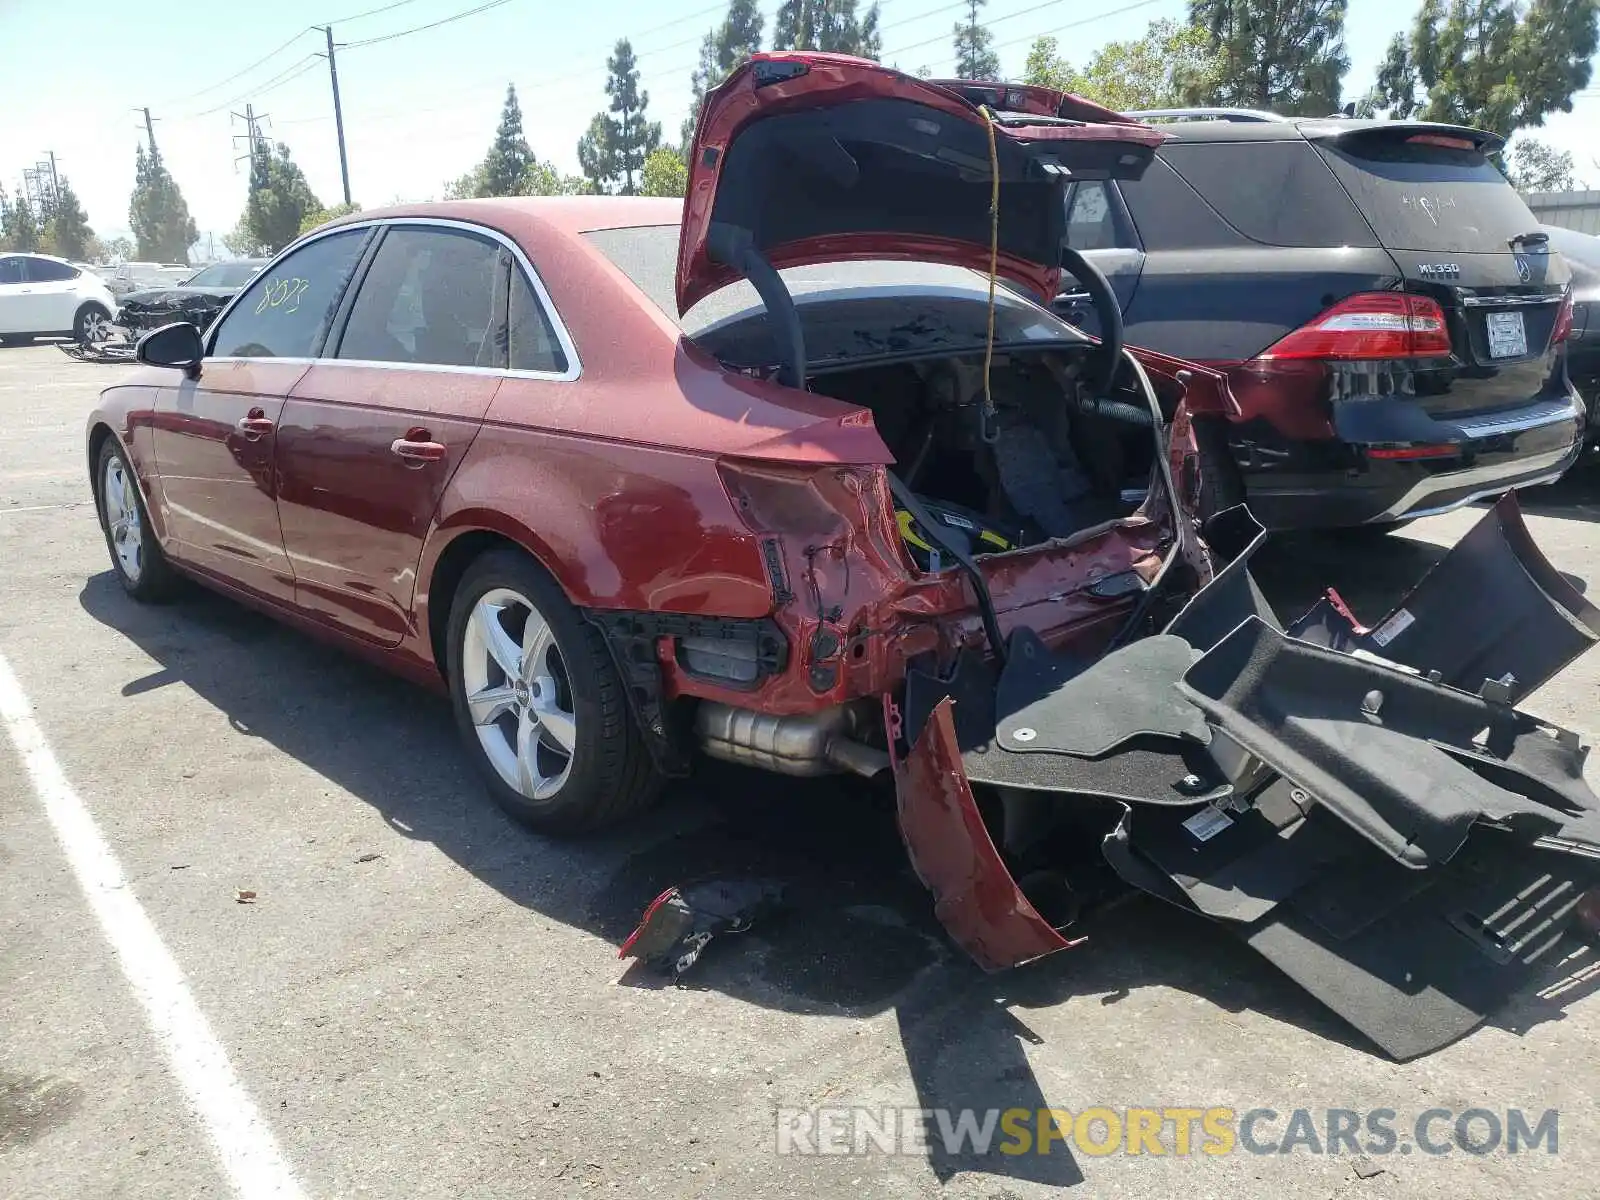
1553;291;1574;345
1256;292;1453;361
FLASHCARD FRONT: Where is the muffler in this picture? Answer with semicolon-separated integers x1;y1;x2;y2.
695;702;890;778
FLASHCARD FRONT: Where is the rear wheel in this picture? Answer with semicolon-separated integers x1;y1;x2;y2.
446;548;659;833
96;440;178;601
74;302;113;345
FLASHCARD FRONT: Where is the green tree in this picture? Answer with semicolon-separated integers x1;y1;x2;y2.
579;40;661;195
1183;0;1349;115
244;141;321;255
1507;137;1584;191
522;161;591;196
481;85;536;197
1024;21;1225;110
104;235;134;262
2;193;41;252
129;142;199;263
773;0;882;56
42;179;94;260
683;0;766;149
298;201;362;236
952;0;1000;79
641;146;689;197
1362;0;1598;140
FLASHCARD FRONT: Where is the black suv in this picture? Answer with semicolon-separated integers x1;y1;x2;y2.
1054;108;1585;528
1544;223;1600;441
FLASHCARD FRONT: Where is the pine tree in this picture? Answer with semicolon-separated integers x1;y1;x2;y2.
44;179;94;260
1183;0;1349;116
3;193;42;253
580;39;662;195
129;142;199;263
773;0;882;56
1362;0;1598;139
683;0;766;150
952;0;1001;80
243;141;321;254
481;85;536;197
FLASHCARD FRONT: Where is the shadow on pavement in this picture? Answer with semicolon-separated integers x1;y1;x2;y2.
73;528;1514;1186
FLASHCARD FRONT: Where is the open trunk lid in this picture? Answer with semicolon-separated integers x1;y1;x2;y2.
678;52;1166;313
1308;122;1573;418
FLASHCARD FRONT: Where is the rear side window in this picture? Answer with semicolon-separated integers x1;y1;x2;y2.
0;257;23;284
26;258;79;282
508;269;568;374
1316;139;1541;254
337;227;508;368
1064;182;1136;251
1157;141;1377;248
210;229;369;359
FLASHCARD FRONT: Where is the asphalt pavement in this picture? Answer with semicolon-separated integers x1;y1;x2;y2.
3;342;1599;1199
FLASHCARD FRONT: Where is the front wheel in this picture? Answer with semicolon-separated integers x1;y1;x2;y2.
446;549;659;834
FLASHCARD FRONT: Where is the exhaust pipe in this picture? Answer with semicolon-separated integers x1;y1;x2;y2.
695;702;890;779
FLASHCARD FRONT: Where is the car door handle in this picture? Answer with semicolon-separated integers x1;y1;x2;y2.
390;435;447;465
235;416;275;439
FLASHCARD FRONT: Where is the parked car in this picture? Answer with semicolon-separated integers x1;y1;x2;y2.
87;54;1600;1060
0;252;118;344
107;261;183;298
937;91;1584;529
1545;224;1600;445
114;258;268;338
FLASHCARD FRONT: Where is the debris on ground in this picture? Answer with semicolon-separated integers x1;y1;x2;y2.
619;879;783;979
234;889;258;904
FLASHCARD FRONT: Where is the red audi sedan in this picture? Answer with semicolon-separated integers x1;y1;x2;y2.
88;53;1600;1061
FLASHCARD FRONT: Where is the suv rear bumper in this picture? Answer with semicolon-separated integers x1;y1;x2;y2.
1237;389;1585;528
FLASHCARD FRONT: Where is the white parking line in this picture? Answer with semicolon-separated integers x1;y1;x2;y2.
0;650;309;1200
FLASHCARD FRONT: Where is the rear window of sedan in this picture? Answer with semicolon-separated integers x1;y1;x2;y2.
583;224;1089;369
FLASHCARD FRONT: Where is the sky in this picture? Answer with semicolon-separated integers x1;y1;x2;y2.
2;0;1597;254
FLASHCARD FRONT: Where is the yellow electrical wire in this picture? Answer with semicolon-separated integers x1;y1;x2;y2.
980;105;1000;439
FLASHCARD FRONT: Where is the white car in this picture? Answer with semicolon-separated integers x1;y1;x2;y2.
0;253;118;345
108;261;181;297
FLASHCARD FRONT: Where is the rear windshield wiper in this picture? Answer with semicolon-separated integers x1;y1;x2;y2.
1509;231;1550;249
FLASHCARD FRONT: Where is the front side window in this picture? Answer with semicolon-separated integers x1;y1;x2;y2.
208;229;369;359
337;227;508;368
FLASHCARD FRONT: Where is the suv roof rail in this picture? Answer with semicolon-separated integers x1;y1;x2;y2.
1126;107;1284;124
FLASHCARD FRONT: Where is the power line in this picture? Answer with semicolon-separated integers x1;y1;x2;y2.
341;0;519;49
181;55;323;120
158;28;315;106
325;0;427;23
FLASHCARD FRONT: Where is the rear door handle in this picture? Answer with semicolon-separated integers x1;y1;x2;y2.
235;415;275;439
391;432;447;465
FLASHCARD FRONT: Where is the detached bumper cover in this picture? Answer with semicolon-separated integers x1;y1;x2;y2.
893;494;1600;1058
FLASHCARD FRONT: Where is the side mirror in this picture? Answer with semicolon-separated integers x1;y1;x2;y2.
135;321;204;377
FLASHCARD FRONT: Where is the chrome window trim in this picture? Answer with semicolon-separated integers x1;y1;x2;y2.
202;215;582;382
1459;292;1566;308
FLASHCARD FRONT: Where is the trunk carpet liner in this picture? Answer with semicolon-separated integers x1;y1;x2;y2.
995;630;1211;757
1245;829;1600;1060
1178;617;1600;866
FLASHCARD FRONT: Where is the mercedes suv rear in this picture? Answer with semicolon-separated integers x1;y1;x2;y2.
1049;109;1585;528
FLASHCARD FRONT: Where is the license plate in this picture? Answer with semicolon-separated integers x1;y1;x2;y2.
1487;310;1527;358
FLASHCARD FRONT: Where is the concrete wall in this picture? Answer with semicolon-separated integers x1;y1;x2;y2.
1526;190;1600;235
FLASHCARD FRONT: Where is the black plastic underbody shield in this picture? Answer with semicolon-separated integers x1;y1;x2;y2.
923;495;1600;1059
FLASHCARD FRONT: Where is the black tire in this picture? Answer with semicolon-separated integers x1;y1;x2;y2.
95;439;180;601
446;548;659;834
74;302;113;345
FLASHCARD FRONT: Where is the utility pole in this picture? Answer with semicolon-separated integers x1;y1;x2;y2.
141;107;158;153
46;152;60;198
316;25;353;206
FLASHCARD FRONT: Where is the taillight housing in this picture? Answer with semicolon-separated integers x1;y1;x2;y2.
1553;290;1574;345
1257;292;1453;361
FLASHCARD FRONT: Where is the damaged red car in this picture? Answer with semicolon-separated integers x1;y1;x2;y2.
90;53;1600;1060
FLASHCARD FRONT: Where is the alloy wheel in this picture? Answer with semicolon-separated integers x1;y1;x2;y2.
103;454;144;584
81;310;113;344
460;587;577;801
